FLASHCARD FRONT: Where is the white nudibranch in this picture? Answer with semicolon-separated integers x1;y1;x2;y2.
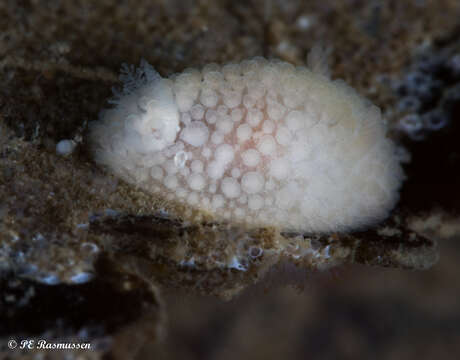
89;57;405;233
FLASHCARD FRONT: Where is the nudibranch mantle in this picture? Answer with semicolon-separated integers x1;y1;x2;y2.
89;57;404;233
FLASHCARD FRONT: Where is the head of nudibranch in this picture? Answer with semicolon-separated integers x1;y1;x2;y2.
89;55;405;234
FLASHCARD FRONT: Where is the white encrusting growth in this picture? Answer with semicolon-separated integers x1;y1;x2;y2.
89;57;405;233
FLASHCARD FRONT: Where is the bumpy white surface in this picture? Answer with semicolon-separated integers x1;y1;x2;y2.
89;57;404;233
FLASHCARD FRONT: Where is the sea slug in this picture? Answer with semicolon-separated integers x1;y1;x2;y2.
89;56;404;233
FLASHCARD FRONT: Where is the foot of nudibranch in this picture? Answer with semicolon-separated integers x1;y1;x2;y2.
88;209;438;299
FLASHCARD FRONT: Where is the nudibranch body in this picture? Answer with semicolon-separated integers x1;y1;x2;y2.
89;57;404;233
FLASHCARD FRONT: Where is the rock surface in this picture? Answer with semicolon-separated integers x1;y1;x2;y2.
1;0;459;359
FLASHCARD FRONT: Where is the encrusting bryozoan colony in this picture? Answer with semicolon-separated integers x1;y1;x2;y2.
89;55;404;233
